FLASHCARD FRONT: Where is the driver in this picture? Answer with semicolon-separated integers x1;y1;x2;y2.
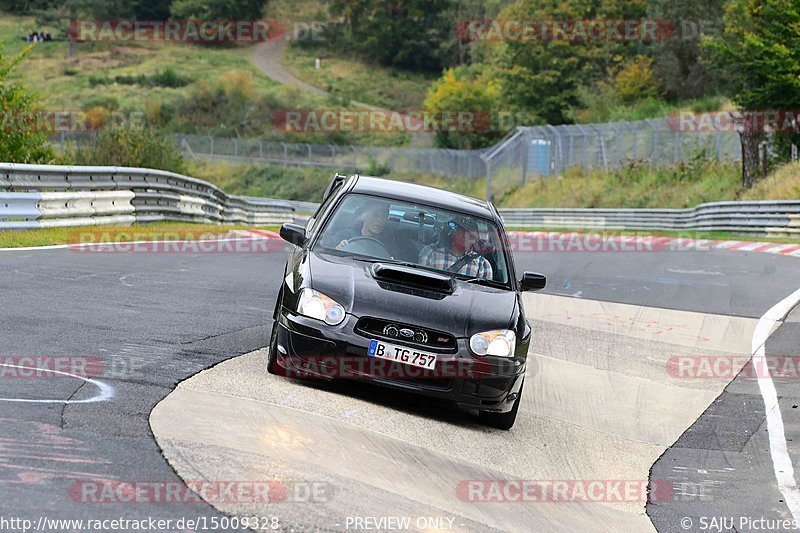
333;200;392;251
419;218;493;280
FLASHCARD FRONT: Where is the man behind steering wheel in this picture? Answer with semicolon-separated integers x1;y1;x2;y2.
331;200;392;253
419;217;493;280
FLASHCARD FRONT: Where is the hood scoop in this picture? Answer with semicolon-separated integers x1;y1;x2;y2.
370;263;454;293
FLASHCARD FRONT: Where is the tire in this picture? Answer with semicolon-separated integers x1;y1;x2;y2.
479;380;523;430
267;323;285;376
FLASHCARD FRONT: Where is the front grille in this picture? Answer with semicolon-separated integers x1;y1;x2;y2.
355;317;457;352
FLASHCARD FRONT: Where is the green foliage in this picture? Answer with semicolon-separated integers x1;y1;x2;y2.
170;0;268;21
0;42;54;163
325;0;452;71
613;56;659;103
365;157;390;177
647;0;724;100
80;95;120;111
67;123;186;174
499;157;742;208
707;0;800;110
707;0;800;181
148;69;358;144
423;64;507;149
487;0;649;125
148;69;276;138
89;68;192;89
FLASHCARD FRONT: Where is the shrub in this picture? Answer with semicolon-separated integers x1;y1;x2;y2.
614;56;660;103
67;124;186;174
0;43;54;163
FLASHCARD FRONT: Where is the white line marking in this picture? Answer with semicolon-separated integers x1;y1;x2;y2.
754;287;800;520
0;363;114;404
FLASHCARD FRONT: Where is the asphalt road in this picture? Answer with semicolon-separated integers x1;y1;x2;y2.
0;242;798;531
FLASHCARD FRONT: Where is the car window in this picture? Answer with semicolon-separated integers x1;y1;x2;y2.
306;180;344;235
314;193;510;285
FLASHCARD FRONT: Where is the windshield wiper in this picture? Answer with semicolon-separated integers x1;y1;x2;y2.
349;256;416;267
461;277;508;289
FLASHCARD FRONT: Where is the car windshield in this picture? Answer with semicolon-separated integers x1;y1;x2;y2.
314;193;511;285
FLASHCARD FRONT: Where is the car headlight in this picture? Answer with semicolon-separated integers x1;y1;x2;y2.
297;288;346;325
469;330;516;357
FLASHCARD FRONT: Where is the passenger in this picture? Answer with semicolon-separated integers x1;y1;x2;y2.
419;218;493;280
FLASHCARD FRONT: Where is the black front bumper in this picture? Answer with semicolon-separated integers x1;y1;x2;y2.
272;310;528;413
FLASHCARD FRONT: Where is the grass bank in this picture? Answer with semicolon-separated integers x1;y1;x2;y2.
0;222;274;249
192;158;800;210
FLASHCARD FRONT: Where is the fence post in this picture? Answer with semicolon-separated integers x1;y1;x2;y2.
259;141;264;160
209;136;215;159
484;158;492;201
520;133;529;184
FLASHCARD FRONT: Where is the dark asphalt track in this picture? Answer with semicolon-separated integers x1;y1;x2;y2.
648;304;800;533
0;243;798;531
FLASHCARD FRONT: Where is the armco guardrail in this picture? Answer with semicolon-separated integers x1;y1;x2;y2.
282;199;800;237
499;201;800;236
3;163;797;236
0;163;296;230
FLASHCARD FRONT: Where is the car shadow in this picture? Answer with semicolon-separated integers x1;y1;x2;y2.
277;374;497;431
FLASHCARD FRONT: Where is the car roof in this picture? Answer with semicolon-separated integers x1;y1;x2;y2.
348;175;497;220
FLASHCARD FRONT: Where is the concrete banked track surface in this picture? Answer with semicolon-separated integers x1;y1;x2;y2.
0;233;799;533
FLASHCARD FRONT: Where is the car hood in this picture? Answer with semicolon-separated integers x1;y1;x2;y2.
302;250;516;337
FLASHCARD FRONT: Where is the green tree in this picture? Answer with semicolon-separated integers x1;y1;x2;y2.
170;0;268;21
69;123;186;174
486;0;649;124
0;43;54;163
647;0;724;100
327;0;452;71
424;65;506;149
707;0;800;186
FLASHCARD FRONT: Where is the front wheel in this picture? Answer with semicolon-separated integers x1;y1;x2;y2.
267;324;285;376
479;380;523;430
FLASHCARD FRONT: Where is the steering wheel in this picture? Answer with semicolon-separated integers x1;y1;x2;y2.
342;236;392;259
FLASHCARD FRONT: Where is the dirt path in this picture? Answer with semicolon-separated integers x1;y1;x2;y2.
251;37;433;148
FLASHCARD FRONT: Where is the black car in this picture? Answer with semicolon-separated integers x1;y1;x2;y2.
268;174;546;429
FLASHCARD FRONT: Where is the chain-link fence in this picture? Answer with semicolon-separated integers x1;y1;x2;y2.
52;117;743;199
174;134;489;179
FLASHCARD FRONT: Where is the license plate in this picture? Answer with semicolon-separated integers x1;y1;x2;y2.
367;339;437;370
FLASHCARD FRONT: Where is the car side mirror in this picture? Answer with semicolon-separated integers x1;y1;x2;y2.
520;272;546;292
280;223;306;247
